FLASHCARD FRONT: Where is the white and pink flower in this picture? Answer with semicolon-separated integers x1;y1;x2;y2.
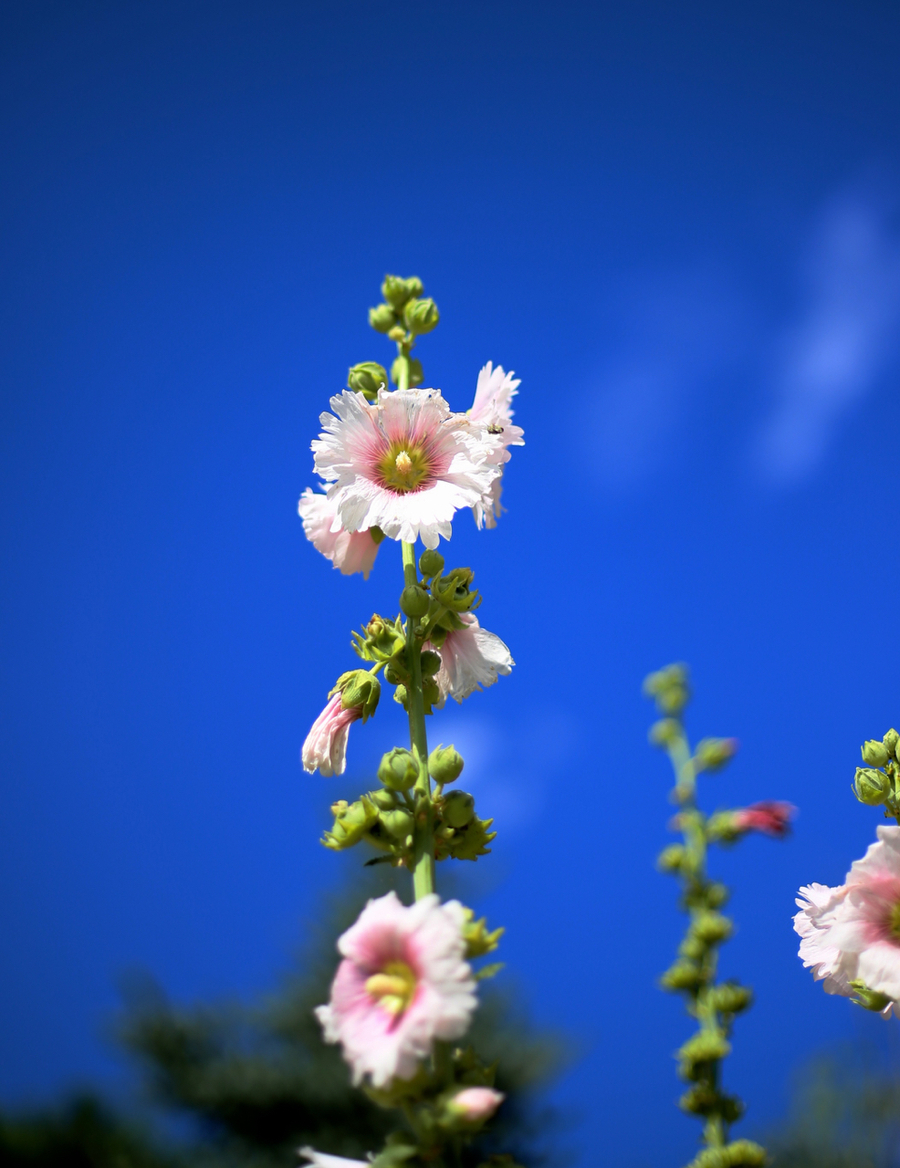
468;362;524;530
315;891;477;1087
794;825;900;1016
298;489;381;580
301;693;360;777
430;614;514;705
311;388;498;549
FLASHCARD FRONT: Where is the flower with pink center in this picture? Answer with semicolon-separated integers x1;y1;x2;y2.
733;801;795;838
793;825;900;1016
315;891;477;1088
298;1151;370;1168
449;1086;505;1123
468;362;524;530
311;388;498;549
301;693;361;777
430;614;514;705
298;489;381;580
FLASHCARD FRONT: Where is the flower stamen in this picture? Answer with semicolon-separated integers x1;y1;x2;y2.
376;441;431;493
365;960;417;1016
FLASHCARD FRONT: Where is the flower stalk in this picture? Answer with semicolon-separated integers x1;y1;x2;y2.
402;538;436;900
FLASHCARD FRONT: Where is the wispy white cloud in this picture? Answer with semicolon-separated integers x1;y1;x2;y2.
588;270;747;489
754;190;900;486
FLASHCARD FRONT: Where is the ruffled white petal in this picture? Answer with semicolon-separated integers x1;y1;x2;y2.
298;489;380;579
431;615;514;704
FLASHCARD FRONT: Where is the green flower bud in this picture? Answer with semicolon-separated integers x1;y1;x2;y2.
347;361;388;400
692;912;733;945
322;796;379;850
421;650;441;676
390;355;424;387
706;981;752;1014
429;744;464;784
850;978;893;1012
679;1087;743;1123
660;960;704;991
679;935;706;962
331;670;380;721
854;766;892;806
400;583;430;618
884;728;900;758
643;663;690;715
862;739;891;767
393;684;408;710
381;274;423;308
694;737;739;772
704;882;730;909
403;296;440;335
649;718;681;747
678;1029;731;1071
462;908;504;958
368;787;399;810
380;808;414;841
657;844;687;874
383;661;408;687
378;747;419;791
368;303;397;333
419;548;444;578
442;790;475;828
387;324;407;342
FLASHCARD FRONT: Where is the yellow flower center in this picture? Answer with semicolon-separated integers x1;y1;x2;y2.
890;901;900;941
365;960;417;1016
376;442;431;493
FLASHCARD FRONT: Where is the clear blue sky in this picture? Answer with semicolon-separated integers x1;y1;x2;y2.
2;2;900;1165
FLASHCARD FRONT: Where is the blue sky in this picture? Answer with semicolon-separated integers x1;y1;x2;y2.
2;2;900;1165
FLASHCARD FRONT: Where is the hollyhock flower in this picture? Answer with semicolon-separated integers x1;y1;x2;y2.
793;825;900;1016
733;801;795;838
298;489;381;580
468;362;524;529
301;693;360;777
430;614;514;705
449;1086;505;1123
298;1150;369;1168
315;891;477;1087
311;388;498;549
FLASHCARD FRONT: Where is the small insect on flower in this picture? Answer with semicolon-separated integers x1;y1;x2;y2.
315;891;477;1087
467;362;524;530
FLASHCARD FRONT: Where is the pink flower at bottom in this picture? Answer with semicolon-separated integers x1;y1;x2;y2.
450;1086;505;1123
315;891;477;1088
794;825;900;1016
301;693;360;777
298;489;381;580
733;801;795;838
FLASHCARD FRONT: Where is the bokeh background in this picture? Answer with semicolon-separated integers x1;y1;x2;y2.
3;2;900;1164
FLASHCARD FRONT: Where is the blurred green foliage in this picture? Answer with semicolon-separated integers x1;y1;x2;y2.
0;872;566;1167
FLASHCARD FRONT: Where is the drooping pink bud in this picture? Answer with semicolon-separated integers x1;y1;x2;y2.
733;801;795;838
450;1086;505;1123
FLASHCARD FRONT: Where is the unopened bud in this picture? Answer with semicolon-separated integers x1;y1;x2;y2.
442;789;475;828
391;355;424;387
431;567;478;612
660;960;704;991
694;737;739;772
447;1086;504;1124
850;979;893;1013
379;808;414;841
649;718;681;747
387;324;406;342
400;584;430;618
322;796;378;850
418;548;444;578
368;304;397;333
862;739;891;767
854;766;892;806
643;663;690;715
347;361;387;400
381;274;423;308
420;650;441;676
706;982;752;1014
429;744;464;783
692;912;733;944
368;788;399;810
378;747;419;791
657;844;687;874
403;296;440;335
884;729;900;758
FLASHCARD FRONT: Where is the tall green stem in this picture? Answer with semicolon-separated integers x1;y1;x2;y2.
402;539;435;900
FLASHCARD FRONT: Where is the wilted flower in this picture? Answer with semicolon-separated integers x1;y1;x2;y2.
430;614;514;704
733;801;795;838
298;489;381;580
301;693;361;777
315;891;477;1087
311;388;498;549
449;1086;505;1123
468;362;524;529
794;825;900;1016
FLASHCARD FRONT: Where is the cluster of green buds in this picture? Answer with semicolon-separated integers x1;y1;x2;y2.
356;273;440;393
852;728;900;820
645;664;770;1168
